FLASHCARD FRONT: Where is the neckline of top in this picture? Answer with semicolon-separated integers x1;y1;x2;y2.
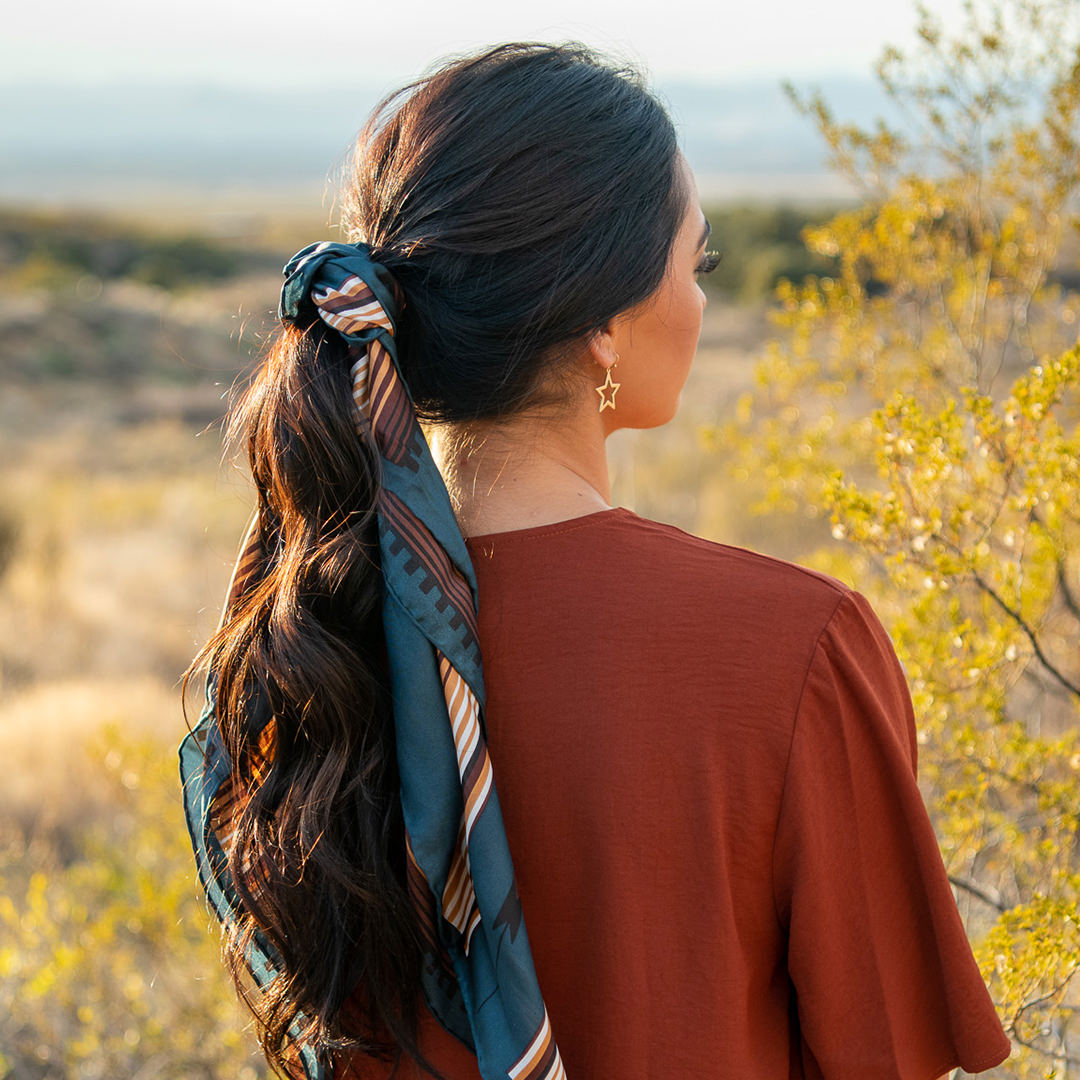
462;506;634;546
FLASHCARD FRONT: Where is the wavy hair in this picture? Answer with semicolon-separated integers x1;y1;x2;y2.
184;41;686;1079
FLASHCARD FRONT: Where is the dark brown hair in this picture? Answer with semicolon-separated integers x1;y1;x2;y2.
184;41;685;1079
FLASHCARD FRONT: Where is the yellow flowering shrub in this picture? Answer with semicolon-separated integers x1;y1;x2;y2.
0;721;268;1078
715;3;1080;1074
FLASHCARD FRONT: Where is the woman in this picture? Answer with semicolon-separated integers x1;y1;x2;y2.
180;43;1012;1080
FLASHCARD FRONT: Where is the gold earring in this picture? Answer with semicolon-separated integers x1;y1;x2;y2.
596;354;620;413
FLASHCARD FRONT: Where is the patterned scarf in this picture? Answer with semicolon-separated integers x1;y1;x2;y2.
178;241;566;1080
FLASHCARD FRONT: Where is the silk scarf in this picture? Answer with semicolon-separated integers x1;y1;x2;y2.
179;241;566;1080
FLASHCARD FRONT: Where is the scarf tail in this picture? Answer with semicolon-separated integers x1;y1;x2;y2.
179;240;568;1080
179;691;324;1080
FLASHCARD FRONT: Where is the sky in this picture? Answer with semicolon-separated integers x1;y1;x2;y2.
5;0;973;88
2;0;984;209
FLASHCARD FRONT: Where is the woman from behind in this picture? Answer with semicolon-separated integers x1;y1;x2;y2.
181;42;1013;1080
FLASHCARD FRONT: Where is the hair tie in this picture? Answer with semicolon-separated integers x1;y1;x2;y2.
181;240;566;1080
279;241;417;468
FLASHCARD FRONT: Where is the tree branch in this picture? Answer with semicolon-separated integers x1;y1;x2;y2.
969;568;1080;699
1009;1030;1080;1067
1056;556;1080;621
948;873;1007;912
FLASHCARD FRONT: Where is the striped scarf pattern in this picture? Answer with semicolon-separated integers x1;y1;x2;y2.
178;241;566;1080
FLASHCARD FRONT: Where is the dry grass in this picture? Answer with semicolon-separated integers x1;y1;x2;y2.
0;290;795;726
0;677;182;835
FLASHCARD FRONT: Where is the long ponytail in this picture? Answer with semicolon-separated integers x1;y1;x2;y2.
182;39;687;1080
184;319;430;1075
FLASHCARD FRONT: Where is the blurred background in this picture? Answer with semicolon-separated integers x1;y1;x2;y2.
3;0;1079;1076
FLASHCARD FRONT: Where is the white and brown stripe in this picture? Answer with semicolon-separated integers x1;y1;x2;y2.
311;277;392;335
440;819;482;954
438;656;494;843
508;1007;567;1080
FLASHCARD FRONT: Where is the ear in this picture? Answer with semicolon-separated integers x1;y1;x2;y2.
586;324;619;370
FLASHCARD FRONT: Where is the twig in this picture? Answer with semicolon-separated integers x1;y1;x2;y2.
1056;556;1080;621
948;873;1007;912
1008;1030;1080;1067
969;569;1080;699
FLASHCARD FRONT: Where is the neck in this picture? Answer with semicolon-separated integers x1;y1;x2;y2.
427;399;612;538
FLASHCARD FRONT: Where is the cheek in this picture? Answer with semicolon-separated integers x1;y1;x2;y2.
656;280;704;354
663;285;705;407
630;285;704;425
669;281;705;369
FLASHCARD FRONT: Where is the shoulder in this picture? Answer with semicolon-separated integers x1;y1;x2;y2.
468;506;877;690
602;511;904;752
604;508;852;630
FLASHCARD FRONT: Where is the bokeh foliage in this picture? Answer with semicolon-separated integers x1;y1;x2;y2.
0;723;268;1079
699;204;840;302
716;2;1080;1073
0;210;255;294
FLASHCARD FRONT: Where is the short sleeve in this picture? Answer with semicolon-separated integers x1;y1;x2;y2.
772;591;1012;1080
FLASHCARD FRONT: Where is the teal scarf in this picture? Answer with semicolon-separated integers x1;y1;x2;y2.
179;242;566;1080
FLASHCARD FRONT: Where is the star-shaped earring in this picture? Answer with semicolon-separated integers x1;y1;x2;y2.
596;360;621;413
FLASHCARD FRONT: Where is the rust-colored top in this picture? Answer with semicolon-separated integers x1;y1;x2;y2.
343;507;1011;1080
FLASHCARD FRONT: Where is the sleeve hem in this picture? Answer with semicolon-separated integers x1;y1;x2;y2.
920;1028;1010;1080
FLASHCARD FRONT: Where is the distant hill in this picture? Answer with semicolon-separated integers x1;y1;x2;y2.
0;75;899;209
